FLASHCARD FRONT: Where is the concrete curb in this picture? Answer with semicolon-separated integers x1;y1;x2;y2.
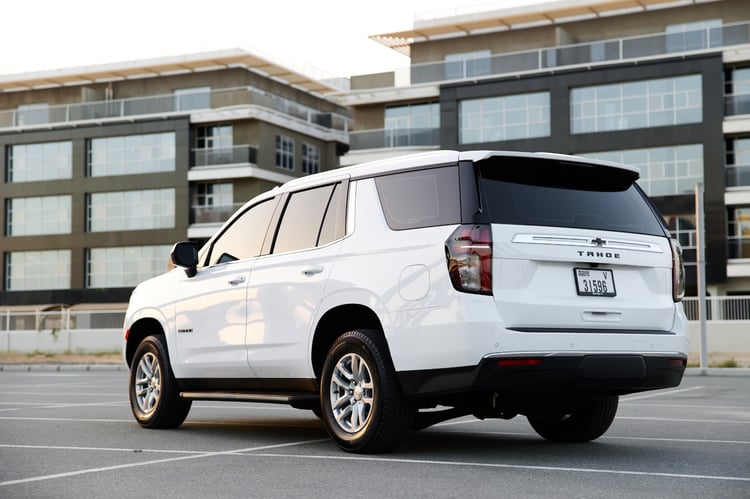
0;363;127;372
684;367;750;376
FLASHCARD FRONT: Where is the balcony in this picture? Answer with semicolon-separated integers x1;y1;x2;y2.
728;236;750;260
726;164;750;188
191;145;258;167
349;127;440;150
354;22;750;91
725;93;750;117
0;86;352;134
191;203;244;224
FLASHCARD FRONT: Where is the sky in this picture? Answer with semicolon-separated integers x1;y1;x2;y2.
1;0;540;79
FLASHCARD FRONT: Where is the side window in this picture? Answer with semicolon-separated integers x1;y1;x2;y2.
273;183;342;254
318;182;347;246
374;166;460;230
207;198;277;266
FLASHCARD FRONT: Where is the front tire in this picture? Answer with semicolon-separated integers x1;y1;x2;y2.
129;335;191;428
527;395;618;442
320;330;414;453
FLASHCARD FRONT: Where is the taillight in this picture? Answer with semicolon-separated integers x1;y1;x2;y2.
445;224;492;295
670;238;685;302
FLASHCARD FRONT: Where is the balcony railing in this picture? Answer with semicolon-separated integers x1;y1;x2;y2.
362;22;750;89
191;145;258;167
728;236;750;260
0;86;352;133
191;202;245;224
726;164;750;188
349;127;440;150
725;93;750;117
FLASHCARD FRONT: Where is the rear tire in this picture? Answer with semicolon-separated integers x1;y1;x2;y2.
320;330;414;453
129;335;191;428
527;395;618;442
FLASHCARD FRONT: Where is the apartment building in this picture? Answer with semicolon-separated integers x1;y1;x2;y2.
340;0;750;297
0;49;350;306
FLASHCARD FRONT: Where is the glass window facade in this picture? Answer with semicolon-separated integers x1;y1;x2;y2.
385;102;439;147
88;189;175;232
580;144;703;197
6;195;72;236
459;92;550;144
87;245;172;288
571;75;702;134
7;141;72;182
195;124;232;149
5;250;70;291
88;132;175;177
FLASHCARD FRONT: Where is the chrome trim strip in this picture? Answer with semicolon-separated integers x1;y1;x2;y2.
512;234;663;253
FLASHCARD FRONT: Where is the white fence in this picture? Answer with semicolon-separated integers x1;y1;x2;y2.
0;298;748;355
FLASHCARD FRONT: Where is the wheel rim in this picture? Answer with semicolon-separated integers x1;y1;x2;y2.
329;352;374;433
134;352;162;415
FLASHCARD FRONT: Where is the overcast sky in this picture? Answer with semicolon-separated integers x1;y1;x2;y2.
1;0;540;78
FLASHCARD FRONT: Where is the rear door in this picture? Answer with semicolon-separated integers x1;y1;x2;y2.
472;155;676;332
245;180;348;380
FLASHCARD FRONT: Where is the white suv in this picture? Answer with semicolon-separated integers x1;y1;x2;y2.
123;150;688;453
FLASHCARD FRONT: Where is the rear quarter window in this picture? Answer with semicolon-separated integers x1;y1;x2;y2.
374;165;460;230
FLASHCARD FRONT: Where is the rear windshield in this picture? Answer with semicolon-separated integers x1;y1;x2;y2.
475;157;666;236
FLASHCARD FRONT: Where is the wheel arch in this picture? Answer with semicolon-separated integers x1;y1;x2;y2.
311;304;386;379
125;317;165;368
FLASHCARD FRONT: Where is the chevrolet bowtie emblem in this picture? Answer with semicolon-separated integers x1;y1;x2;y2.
591;237;607;247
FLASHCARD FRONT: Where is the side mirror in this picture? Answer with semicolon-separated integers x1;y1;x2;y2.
170;241;199;278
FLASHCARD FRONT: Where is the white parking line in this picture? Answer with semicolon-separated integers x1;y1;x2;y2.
617;416;750;424
466;430;750;446
2;439;747;487
249;453;750;483
621;386;704;401
0;439;329;487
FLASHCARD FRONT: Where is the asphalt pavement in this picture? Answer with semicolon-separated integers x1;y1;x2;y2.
0;369;748;498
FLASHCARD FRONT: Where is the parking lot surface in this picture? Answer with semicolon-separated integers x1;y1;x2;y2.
0;369;748;498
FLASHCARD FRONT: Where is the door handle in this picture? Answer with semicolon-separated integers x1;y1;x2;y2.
228;276;246;285
302;266;324;276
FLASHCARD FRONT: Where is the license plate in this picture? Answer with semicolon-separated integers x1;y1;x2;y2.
574;268;616;297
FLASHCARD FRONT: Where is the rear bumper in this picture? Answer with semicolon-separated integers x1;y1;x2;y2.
397;354;686;398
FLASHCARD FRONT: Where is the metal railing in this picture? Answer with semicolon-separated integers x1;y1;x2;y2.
683;296;750;321
349;127;440;150
725;93;750;117
2;297;749;333
0;309;126;332
191;202;245;224
726;164;750;188
727;236;750;260
191;145;258;167
355;22;750;89
0;86;352;134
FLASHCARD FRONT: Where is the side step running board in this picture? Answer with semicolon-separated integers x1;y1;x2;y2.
180;391;319;410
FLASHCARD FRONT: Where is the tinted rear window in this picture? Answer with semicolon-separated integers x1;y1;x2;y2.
475;157;665;236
